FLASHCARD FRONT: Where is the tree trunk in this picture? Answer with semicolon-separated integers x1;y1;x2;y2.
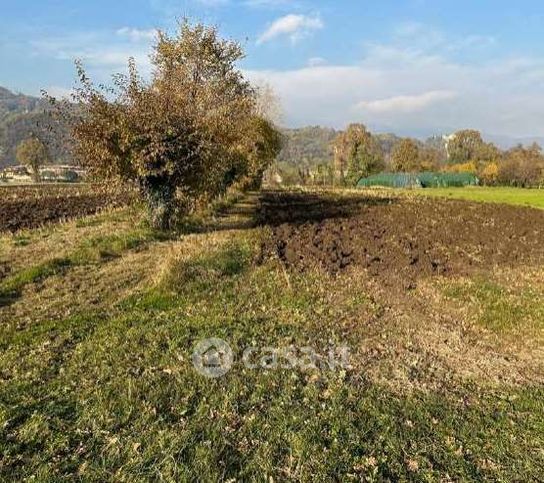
32;165;41;183
140;178;175;231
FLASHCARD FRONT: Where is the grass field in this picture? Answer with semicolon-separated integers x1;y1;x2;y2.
401;186;544;209
1;189;544;480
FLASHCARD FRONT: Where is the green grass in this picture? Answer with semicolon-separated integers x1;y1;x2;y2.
1;193;544;480
443;278;544;335
69;228;168;264
404;186;544;209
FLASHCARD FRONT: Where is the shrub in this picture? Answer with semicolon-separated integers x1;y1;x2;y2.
443;161;477;174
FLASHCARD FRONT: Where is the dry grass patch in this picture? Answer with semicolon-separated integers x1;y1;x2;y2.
0;206;144;274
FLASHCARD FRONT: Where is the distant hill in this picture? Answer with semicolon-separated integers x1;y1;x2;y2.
277;126;403;168
0;87;70;168
0;87;44;116
277;126;338;168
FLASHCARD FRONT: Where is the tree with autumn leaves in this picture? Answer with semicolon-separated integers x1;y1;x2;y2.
445;130;543;186
49;21;282;229
391;138;420;173
16;136;50;182
332;123;384;185
498;143;544;187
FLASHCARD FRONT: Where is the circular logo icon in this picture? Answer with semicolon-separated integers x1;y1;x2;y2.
192;338;234;378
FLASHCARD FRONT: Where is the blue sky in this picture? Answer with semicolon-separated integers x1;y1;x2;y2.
2;0;544;137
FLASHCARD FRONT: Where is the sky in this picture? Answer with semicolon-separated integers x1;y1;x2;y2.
2;0;544;138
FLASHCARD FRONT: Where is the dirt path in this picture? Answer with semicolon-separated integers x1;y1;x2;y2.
212;192;261;231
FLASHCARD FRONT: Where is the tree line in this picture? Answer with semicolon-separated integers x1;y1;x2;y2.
276;124;544;188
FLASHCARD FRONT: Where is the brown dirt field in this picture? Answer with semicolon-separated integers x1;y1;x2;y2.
258;191;544;389
258;191;544;288
0;185;134;232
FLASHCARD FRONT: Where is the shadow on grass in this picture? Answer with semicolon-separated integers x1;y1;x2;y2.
175;190;397;236
175;195;260;235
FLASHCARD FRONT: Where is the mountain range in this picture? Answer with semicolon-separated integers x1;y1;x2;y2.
1;86;543;169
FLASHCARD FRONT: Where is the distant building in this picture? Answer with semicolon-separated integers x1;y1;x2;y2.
442;133;457;159
1;165;32;183
0;164;87;183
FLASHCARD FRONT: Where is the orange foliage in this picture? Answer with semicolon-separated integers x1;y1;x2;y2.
481;162;499;185
443;162;477;174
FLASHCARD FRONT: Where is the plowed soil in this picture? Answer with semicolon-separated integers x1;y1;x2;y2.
0;185;133;232
258;191;544;287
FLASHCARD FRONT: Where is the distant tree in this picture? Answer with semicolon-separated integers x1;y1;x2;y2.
498;143;544;187
306;162;333;186
425;135;448;162
418;146;441;171
447;130;499;166
277;127;337;170
297;166;311;185
481;162;499;185
374;133;403;165
16;136;49;182
391;138;420;172
333;123;384;185
447;130;484;164
274;162;301;185
475;141;501;165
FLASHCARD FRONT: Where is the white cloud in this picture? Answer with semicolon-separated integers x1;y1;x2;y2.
307;56;326;67
245;43;544;137
116;27;157;42
44;85;74;100
257;14;323;45
245;65;383;127
244;22;544;137
452;34;496;50
356;90;457;114
30;30;154;80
